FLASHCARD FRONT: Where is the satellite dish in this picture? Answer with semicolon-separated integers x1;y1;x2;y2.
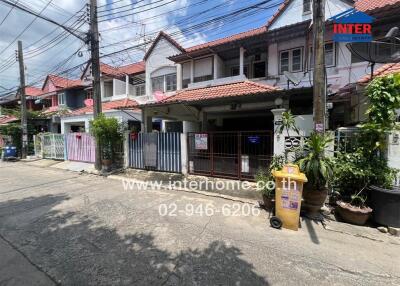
346;27;400;64
284;71;301;86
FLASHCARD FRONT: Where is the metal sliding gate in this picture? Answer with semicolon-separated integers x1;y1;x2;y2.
187;131;273;180
128;132;182;173
65;133;96;163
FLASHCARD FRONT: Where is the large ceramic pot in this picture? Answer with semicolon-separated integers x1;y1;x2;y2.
302;184;328;216
336;201;372;226
369;185;400;227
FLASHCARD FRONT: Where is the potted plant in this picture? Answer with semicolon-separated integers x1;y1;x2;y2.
332;151;373;225
276;110;300;162
90;114;124;172
255;155;285;210
361;73;400;227
297;132;334;217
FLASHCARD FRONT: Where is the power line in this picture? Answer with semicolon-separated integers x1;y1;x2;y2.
0;0;55;56
98;0;178;22
0;0;19;27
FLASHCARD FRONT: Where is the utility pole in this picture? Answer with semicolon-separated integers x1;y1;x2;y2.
17;40;28;158
89;0;102;170
312;0;326;132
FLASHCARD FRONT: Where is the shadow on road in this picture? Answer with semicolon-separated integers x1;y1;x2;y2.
0;194;269;285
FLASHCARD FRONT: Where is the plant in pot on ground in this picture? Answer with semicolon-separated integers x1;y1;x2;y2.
332;151;374;225
361;73;400;227
90;114;124;172
297;132;334;218
255;155;285;210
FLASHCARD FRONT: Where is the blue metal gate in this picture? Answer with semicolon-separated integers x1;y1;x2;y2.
128;132;182;173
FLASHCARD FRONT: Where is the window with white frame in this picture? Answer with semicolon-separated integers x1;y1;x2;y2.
279;48;303;74
309;42;336;69
57;92;66;105
303;0;311;14
166;74;177;91
151;73;177;93
135;84;145;96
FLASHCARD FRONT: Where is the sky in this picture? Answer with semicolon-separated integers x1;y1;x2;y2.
0;0;282;95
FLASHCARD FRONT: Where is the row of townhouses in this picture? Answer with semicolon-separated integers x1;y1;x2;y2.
1;0;399;178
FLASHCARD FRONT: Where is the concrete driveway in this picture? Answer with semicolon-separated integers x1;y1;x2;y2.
0;161;399;285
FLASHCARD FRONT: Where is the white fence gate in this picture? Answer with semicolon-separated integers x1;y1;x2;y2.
34;133;65;160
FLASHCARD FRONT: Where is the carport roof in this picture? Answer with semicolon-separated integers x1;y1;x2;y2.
146;81;280;106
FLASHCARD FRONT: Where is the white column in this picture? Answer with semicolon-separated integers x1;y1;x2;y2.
112;78;116;97
271;108;286;156
213;54;218;80
124;131;129;168
177;63;182;90
100;79;105;100
84;119;90;133
239;47;245;76
125;74;129;96
190;59;194;83
181;133;188;175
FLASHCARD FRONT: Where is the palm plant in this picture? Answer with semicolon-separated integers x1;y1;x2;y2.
297;132;334;190
277;110;300;137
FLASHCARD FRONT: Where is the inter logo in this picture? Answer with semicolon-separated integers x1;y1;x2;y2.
330;8;375;42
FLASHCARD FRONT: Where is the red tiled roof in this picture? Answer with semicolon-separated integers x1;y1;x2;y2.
184;27;268;53
156;81;279;104
355;0;400;12
25;86;43;97
118;61;145;75
358;62;400;83
70;99;139;116
0;115;18;125
48;74;83;89
100;63;124;77
42;106;72;114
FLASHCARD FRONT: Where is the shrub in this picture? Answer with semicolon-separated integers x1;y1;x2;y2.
90;114;124;161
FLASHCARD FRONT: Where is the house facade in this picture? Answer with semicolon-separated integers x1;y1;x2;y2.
60;61;145;133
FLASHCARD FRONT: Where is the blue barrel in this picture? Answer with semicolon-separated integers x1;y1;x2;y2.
4;146;17;158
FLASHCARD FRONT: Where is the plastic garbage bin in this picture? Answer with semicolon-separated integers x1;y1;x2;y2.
3;146;17;160
272;164;308;231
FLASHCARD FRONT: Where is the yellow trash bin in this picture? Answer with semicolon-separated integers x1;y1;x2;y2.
272;164;308;231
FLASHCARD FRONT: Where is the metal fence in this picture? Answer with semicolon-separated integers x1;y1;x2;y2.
66;133;95;163
188;131;273;180
128;132;182;173
34;133;65;160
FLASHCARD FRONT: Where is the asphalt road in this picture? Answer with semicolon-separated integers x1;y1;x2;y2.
0;161;399;286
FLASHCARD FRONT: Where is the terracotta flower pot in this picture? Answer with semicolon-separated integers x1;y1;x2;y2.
262;194;275;211
335;201;372;226
302;184;328;216
102;159;112;172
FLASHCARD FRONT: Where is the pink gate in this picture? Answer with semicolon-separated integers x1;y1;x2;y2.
66;133;95;163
